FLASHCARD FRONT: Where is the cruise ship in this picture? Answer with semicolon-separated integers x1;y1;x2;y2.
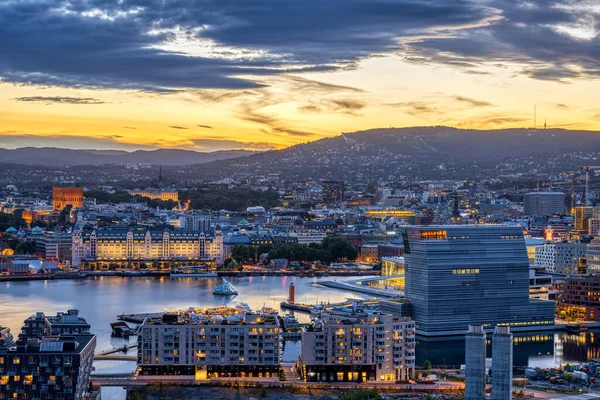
213;278;238;295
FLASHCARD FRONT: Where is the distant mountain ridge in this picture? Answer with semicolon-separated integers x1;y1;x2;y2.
0;147;256;166
178;126;600;181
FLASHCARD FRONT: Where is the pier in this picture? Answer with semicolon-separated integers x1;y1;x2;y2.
118;312;162;323
279;301;314;313
318;279;401;297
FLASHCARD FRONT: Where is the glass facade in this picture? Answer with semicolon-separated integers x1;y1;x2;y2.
403;226;555;336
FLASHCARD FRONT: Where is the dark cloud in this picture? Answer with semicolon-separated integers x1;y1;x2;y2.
197;125;213;129
406;0;600;82
386;101;438;116
298;99;366;115
1;0;594;94
169;126;188;130
13;96;105;105
452;96;493;107
0;0;496;91
191;139;276;151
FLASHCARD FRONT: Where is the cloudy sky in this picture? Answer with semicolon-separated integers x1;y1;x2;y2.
1;0;599;152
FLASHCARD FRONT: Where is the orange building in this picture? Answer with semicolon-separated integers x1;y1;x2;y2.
52;187;84;210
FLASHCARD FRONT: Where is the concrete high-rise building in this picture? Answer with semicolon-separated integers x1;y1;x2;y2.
52;187;84;210
589;218;600;236
492;326;513;400
534;242;588;274
574;206;600;233
180;212;211;232
465;325;486;400
587;239;600;274
381;225;554;336
524;192;565;216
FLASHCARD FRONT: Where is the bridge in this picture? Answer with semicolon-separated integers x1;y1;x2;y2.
94;355;137;361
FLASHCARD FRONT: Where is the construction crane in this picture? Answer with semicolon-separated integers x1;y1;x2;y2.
580;166;600;205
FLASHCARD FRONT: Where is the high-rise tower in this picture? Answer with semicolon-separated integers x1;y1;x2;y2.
465;325;486;400
492;326;513;400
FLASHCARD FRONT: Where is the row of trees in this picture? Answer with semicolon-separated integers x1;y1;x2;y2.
180;186;281;211
0;211;27;232
85;186;281;211
229;237;358;265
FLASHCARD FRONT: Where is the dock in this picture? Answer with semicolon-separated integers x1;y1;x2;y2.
279;302;313;313
319;280;401;298
118;313;162;323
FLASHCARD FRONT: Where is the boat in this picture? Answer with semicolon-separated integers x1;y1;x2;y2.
170;266;218;278
53;270;88;279
213;278;238;295
235;302;252;312
565;324;582;333
260;306;278;316
117;270;152;277
282;313;299;329
581;324;589;332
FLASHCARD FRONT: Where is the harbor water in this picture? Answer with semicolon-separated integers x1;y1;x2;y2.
0;275;598;371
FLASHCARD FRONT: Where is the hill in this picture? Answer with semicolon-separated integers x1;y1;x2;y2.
0;147;255;166
179;126;600;182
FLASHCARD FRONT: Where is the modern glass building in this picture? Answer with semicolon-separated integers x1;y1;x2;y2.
382;225;555;336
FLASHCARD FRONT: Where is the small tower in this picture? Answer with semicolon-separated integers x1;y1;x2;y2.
158;165;163;184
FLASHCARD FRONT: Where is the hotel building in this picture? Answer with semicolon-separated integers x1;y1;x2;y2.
72;227;224;267
381;225;555;336
298;312;415;383
137;308;282;379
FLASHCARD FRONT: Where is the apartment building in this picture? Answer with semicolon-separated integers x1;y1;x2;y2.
137;308;282;379
19;310;91;343
299;312;415;383
0;335;96;400
0;311;95;400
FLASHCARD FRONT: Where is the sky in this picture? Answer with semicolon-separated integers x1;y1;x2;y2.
1;0;600;152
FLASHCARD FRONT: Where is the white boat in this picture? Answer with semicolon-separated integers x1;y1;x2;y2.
235;302;252;312
213;278;238;296
170;266;218;278
282;313;299;328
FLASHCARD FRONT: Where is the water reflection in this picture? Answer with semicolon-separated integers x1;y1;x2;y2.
4;277;600;369
417;331;600;369
0;276;365;350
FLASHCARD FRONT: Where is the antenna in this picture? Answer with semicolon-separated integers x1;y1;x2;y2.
544;118;547;130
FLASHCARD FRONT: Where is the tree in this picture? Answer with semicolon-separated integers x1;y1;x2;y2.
15;241;35;255
231;244;252;264
424;359;432;370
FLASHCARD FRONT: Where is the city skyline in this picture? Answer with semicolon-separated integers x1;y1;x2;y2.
2;0;600;152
